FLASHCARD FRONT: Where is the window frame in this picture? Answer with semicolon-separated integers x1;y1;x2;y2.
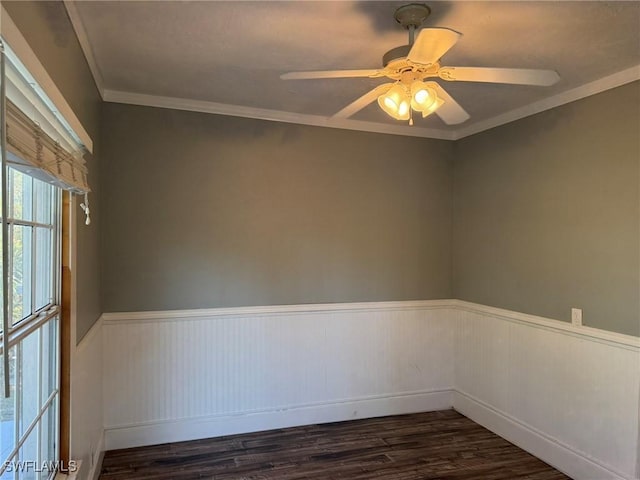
0;167;62;480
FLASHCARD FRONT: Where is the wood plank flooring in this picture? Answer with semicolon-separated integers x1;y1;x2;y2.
99;410;570;480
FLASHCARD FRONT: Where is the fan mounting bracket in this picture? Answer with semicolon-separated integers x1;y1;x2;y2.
394;4;431;29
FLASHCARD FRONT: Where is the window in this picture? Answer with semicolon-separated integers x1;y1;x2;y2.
0;26;91;480
0;167;60;480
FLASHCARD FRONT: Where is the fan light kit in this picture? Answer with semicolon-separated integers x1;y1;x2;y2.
281;3;560;126
378;80;443;123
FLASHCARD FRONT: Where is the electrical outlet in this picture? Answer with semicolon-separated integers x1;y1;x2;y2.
571;308;582;326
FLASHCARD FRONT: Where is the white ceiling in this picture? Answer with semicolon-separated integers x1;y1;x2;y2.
66;1;640;139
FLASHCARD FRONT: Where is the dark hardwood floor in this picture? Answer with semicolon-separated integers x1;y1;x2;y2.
100;410;570;480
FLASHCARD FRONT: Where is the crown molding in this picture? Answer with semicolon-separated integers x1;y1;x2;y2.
103;65;640;140
65;3;639;141
64;0;105;100
102;89;457;140
452;65;640;140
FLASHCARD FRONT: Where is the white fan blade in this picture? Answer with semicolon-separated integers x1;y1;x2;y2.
333;83;393;119
407;28;462;66
281;69;383;80
431;83;470;125
438;67;560;86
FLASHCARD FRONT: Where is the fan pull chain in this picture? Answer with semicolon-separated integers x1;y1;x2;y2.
409;108;414;126
80;192;91;225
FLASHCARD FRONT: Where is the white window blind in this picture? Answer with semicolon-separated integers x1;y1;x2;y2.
6;100;89;194
3;42;89;194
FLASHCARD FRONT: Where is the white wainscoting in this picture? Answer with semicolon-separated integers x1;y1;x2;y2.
452;301;640;480
99;300;640;480
102;300;455;450
71;317;104;480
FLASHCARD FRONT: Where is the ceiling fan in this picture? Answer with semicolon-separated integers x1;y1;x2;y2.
281;3;560;126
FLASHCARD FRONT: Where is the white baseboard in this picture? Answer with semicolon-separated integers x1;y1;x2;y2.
105;388;453;450
453;390;633;480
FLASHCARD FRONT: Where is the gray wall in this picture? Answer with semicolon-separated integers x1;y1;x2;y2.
453;82;640;336
4;1;103;341
99;79;638;336
100;103;454;312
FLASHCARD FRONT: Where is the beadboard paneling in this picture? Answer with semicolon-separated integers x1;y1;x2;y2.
102;301;454;449
71;317;104;480
453;303;640;480
100;300;640;480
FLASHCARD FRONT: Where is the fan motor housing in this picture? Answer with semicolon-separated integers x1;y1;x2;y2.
382;45;412;68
